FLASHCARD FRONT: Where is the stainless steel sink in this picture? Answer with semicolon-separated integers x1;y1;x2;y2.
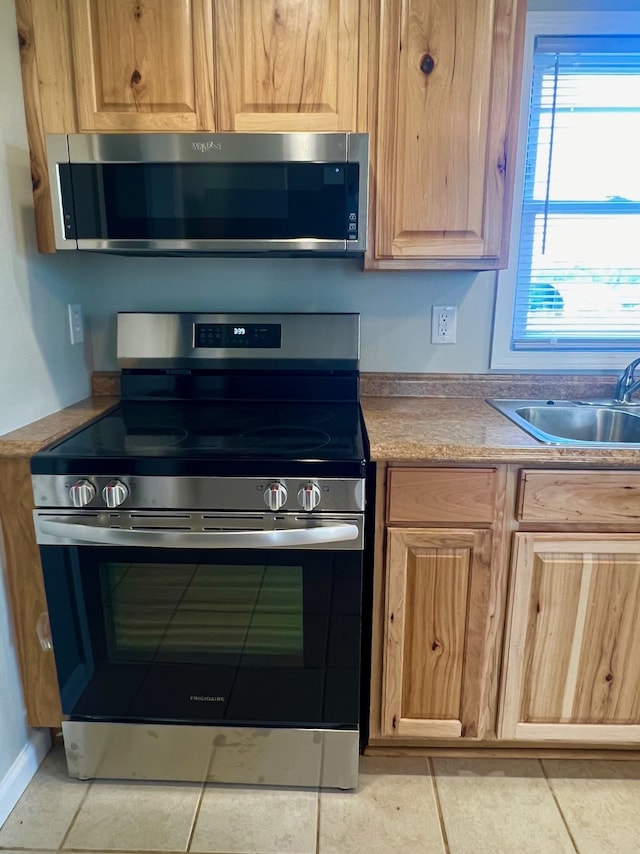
487;399;640;446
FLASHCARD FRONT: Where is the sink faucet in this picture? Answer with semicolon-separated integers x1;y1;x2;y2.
614;356;640;403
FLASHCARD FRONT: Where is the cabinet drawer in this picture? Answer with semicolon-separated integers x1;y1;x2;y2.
518;470;640;523
387;468;497;524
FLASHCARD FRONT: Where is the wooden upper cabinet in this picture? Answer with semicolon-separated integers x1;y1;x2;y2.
212;0;367;132
500;533;640;743
367;0;526;270
68;0;214;131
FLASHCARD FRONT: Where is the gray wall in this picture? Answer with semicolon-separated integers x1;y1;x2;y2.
74;254;497;373
0;3;90;784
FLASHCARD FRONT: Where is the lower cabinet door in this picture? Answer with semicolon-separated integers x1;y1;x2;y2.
500;533;640;743
381;527;492;739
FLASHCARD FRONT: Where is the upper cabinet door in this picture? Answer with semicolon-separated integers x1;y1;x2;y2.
213;0;367;132
69;0;214;131
368;0;526;270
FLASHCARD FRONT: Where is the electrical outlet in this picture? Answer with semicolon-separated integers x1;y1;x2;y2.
431;305;457;344
68;304;84;345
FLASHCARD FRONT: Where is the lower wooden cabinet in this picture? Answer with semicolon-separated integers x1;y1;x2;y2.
499;533;640;743
371;464;640;752
381;527;493;739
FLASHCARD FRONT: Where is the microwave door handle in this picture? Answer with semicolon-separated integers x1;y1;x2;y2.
36;518;359;548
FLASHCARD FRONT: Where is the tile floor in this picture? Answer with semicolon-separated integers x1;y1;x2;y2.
2;747;640;853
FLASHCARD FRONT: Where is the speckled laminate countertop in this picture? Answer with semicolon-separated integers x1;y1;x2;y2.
3;371;640;467
361;396;640;465
0;396;119;457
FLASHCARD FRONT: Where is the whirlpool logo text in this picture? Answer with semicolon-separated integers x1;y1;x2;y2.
191;141;222;153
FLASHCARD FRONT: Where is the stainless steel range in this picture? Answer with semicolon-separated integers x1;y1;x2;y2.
31;312;370;789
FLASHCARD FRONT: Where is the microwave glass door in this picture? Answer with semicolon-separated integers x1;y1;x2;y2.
62;163;359;241
42;546;362;729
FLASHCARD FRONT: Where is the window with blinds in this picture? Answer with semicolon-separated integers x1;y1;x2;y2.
512;35;640;351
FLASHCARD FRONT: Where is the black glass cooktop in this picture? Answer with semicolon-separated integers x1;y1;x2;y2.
32;400;368;478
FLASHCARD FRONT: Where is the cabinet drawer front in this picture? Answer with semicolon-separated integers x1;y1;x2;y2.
387;468;497;524
518;470;640;523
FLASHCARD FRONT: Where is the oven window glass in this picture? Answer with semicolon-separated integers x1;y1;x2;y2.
103;563;304;667
42;547;362;729
66;162;359;240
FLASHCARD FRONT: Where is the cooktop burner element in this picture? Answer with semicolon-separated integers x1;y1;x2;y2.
122;427;189;452
238;425;331;452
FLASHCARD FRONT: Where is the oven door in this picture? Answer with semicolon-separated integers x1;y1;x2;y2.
35;513;363;731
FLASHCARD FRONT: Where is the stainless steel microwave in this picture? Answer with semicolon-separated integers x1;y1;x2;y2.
46;132;369;256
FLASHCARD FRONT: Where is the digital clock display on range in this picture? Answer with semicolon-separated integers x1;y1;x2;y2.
194;323;281;349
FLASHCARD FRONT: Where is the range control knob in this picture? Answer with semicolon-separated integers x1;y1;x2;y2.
69;479;96;508
297;482;321;512
102;480;129;508
264;481;287;511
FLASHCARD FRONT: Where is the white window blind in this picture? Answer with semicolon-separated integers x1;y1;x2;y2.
512;35;640;351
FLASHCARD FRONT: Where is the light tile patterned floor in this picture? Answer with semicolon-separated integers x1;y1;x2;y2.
3;747;640;853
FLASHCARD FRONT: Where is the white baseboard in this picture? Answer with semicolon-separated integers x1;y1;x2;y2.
0;728;51;827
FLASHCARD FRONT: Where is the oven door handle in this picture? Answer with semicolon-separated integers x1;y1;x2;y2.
36;518;360;548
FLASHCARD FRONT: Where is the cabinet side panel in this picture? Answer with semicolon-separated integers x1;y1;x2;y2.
15;0;76;253
402;546;470;719
0;458;62;726
485;0;526;260
367;464;388;741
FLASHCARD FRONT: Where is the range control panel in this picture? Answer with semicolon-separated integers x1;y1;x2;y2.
194;323;282;349
31;474;366;513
